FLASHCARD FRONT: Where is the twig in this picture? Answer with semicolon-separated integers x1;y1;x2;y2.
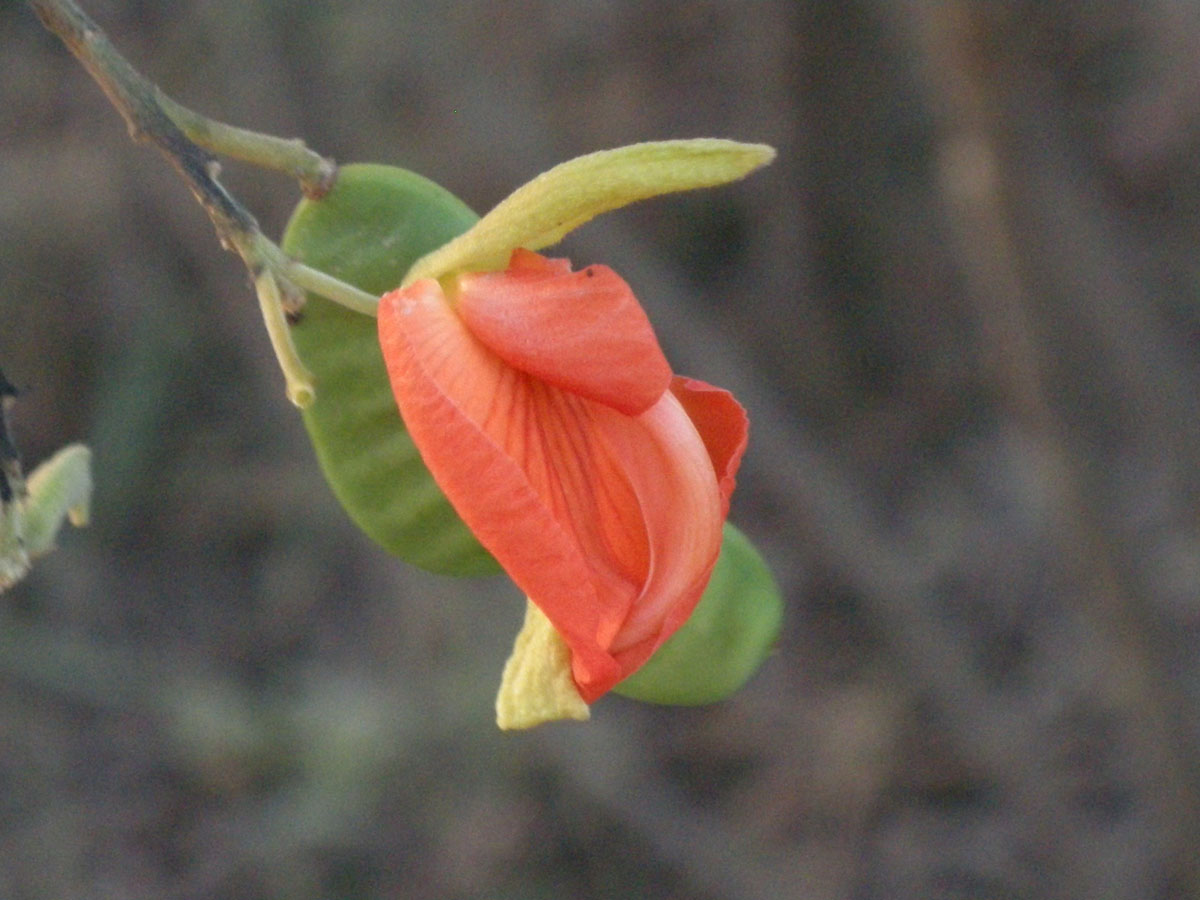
157;92;336;199
26;0;378;406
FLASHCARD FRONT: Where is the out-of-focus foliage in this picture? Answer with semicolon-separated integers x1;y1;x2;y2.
0;442;91;591
3;1;1200;898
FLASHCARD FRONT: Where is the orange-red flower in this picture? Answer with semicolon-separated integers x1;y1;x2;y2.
378;248;747;703
361;139;772;726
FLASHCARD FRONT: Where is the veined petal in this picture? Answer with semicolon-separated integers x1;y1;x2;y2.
403;140;776;284
378;279;723;701
453;250;672;415
594;390;725;670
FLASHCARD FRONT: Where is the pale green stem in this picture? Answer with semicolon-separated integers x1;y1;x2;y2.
157;92;336;198
251;234;380;317
285;261;380;317
254;270;315;408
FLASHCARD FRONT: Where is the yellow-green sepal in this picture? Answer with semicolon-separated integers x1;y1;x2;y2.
613;523;782;705
404;139;776;284
281;164;500;576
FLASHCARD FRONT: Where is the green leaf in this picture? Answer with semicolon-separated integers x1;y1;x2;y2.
613;523;782;705
281;164;499;575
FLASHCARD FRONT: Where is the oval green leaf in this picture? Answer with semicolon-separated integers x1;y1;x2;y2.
613;523;782;705
281;164;500;575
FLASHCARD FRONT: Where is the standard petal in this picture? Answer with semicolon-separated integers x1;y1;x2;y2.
669;376;749;514
378;280;724;701
453;250;672;416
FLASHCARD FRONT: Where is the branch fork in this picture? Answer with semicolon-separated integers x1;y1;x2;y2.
28;0;378;407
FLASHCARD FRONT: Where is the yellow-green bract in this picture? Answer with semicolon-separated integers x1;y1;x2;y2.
281;164;499;575
614;523;782;705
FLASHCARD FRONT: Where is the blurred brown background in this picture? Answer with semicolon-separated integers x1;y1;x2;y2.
4;1;1200;897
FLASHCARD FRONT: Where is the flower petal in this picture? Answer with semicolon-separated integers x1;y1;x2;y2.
453;250;672;415
378;279;724;701
594;390;725;670
403;140;776;284
669;377;748;514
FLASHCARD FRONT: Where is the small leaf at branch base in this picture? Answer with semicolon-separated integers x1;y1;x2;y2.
1;443;92;594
